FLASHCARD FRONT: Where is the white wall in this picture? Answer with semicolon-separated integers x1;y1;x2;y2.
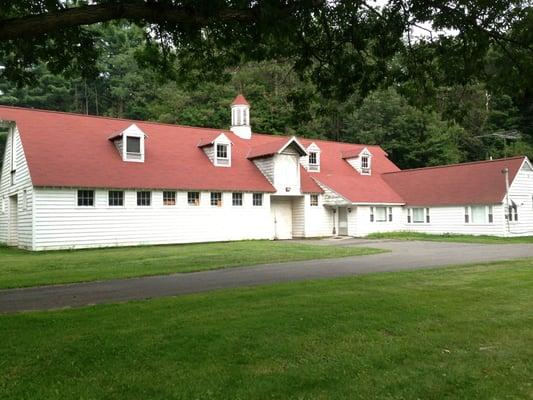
350;206;404;237
505;162;533;236
400;205;506;236
0;125;34;249
33;189;273;250
303;194;333;237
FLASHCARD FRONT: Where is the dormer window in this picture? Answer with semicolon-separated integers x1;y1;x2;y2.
109;124;146;163
361;155;370;173
199;133;232;167
306;142;321;172
126;137;141;154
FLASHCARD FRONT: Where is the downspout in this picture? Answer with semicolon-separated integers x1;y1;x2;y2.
502;167;510;234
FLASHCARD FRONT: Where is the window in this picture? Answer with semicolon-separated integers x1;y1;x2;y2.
361;156;369;169
216;144;228;159
211;192;222;206
464;207;470;223
388;207;393;222
126;137;141;153
137;191;151;206
188;192;200;206
309;152;317;165
163;191;176;206
370;207;374;222
215;143;231;166
253;193;263;206
310;194;319;206
232;192;243;206
375;206;387;222
77;190;94;207
407;208;412;223
412;208;425;223
471;206;486;224
488;205;494;223
426;208;430;223
108;191;124;207
507;203;518;222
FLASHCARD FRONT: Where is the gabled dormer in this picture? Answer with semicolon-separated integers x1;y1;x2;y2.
342;147;372;175
109;124;147;163
248;136;307;195
198;133;233;167
305;142;321;172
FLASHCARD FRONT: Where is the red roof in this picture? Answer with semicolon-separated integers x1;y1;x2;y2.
383;157;527;206
247;136;307;159
2;105;523;205
231;94;249;106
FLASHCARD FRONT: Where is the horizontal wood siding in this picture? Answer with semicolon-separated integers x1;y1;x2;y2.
304;195;333;237
401;205;506;236
33;189;272;250
351;206;404;236
291;196;305;237
0;126;34;249
506;165;533;236
253;158;274;183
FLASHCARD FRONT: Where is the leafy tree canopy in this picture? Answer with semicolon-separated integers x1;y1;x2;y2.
0;0;531;99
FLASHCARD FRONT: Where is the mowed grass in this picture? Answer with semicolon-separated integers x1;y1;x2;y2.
366;230;533;244
0;241;383;289
1;259;532;399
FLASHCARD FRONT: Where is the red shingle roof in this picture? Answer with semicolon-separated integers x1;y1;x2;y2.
231;94;249;106
383;157;527;206
2;105;524;206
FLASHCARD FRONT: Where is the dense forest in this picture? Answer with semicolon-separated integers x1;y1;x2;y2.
0;19;531;169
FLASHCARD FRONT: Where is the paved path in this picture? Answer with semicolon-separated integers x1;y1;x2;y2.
1;239;532;313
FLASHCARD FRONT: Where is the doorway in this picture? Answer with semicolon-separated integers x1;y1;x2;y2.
271;197;293;239
338;207;348;236
8;195;18;246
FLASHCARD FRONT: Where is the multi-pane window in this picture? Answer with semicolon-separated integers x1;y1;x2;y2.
126;137;141;153
508;204;518;221
361;156;369;169
232;192;243;206
253;193;263;206
412;208;425;223
310;194;319;206
137;191;151;206
108;191;124;207
163;191;176;206
77;190;94;206
309;152;317;165
216;144;228;159
211;192;222;206
188;192;200;206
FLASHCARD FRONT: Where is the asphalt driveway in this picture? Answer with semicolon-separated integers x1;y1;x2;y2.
1;239;532;313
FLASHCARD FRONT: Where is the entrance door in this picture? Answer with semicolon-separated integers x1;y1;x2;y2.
271;198;293;239
338;207;348;236
8;195;18;246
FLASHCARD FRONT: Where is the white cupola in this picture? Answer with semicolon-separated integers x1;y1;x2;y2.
230;94;252;139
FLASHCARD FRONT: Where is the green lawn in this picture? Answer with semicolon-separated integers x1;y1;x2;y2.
366;231;533;244
1;259;532;399
0;241;382;289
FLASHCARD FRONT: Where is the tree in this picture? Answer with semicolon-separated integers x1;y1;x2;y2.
342;88;463;168
0;1;531;99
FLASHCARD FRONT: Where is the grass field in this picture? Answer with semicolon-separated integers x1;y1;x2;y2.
366;231;533;244
0;241;383;289
1;258;532;399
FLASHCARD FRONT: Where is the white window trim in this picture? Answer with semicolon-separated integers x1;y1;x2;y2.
187;191;201;206
136;191;152;207
163;191;177;207
307;144;321;172
76;189;96;208
408;207;428;224
464;205;494;225
214;141;232;167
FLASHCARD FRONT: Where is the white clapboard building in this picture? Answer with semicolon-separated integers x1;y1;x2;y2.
1;94;532;250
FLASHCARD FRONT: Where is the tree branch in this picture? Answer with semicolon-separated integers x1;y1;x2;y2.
0;2;257;40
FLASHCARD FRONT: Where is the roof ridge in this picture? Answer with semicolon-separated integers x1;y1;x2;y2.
383;156;526;174
0;104;233;134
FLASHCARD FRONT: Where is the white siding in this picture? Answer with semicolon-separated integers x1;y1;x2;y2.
33;189;272;250
505;163;533;236
292;196;305;237
0;125;34;249
303;195;333;237
400;205;506;236
203;146;215;163
253;158;274;183
273;152;301;195
350;206;403;237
